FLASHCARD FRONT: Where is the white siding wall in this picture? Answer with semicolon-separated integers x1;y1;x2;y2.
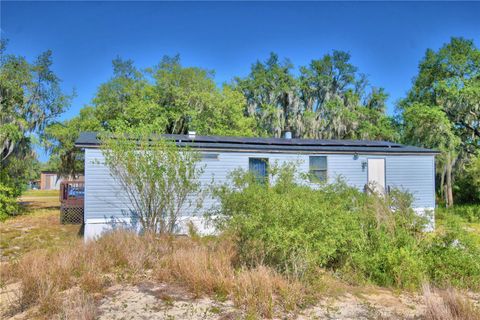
386;155;436;208
83;148;436;239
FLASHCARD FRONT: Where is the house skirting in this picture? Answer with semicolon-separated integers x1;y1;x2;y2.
413;207;435;231
84;216;216;241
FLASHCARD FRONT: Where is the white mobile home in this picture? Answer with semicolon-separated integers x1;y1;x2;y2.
75;132;439;240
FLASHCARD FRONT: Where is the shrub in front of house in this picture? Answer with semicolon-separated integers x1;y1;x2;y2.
422;213;480;289
213;165;480;290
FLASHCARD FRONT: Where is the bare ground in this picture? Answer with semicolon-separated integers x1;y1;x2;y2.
93;282;428;320
2;278;478;319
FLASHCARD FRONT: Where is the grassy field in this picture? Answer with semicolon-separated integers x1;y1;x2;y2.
436;204;480;247
21;189;61;198
0;192;479;320
1;190;82;261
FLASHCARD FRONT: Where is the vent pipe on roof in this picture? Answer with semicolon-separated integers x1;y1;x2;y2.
188;131;196;139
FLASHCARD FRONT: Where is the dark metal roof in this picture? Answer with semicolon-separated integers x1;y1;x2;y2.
75;132;439;154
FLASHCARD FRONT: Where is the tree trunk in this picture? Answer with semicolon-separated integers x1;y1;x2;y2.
440;165;445;200
445;156;454;207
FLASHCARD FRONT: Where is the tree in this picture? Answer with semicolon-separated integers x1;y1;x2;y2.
93;57;159;131
44;107;102;177
40;154;62;173
400;37;480;205
190;85;256;137
50;52;401;180
299;51;397;140
403;37;479;153
235;53;298;137
1;40;70;163
402;103;460;207
454;152;480;204
436;78;480;155
47;55;256;178
101;129;203;234
0;40;70;217
149;55;256;136
235;51;397;141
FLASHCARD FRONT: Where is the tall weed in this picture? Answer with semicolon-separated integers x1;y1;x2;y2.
423;284;480;320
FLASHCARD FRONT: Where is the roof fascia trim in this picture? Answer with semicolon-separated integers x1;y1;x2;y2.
75;144;439;155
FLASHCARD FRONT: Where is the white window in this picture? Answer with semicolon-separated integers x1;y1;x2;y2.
309;156;327;182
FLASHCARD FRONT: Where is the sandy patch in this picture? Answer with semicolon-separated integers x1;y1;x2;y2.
97;282;431;320
97;282;240;320
0;282;36;320
3;280;477;319
299;290;425;320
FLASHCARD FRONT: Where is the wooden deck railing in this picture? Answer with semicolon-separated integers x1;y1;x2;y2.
60;181;85;224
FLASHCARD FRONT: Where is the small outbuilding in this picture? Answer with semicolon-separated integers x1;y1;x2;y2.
75;132;439;240
39;171;84;190
39;171;62;190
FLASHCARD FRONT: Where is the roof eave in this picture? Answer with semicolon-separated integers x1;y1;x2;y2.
74;132;440;155
74;143;440;155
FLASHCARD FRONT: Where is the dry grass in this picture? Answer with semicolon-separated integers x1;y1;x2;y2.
154;240;307;317
54;288;97;320
2;231;309;319
232;265;306;318
155;241;236;297
423;283;480;320
0;192;81;262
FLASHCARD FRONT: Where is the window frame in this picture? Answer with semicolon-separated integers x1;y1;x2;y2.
309;156;328;183
248;157;269;184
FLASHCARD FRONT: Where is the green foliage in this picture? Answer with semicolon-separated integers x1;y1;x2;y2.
402;102;460;207
89;55;256;137
235;51;398;141
100;128;204;234
0;138;40;197
1;40;71;163
214;165;480;290
454;153;480;204
423;213;480;288
39;155;62;174
401;37;480;205
0;183;19;221
235;53;296;137
44;107;102;177
436;204;480;223
402;103;459;151
46;55;256;177
404;37;480;153
0;40;69;215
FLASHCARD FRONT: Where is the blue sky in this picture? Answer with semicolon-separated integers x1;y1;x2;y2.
2;1;479;161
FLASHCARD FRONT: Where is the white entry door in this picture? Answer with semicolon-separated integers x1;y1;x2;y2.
367;158;386;193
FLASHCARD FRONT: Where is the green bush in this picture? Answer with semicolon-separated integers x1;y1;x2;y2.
423;214;480;288
0;182;19;221
436;205;480;223
454;152;480;204
213;165;480;290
